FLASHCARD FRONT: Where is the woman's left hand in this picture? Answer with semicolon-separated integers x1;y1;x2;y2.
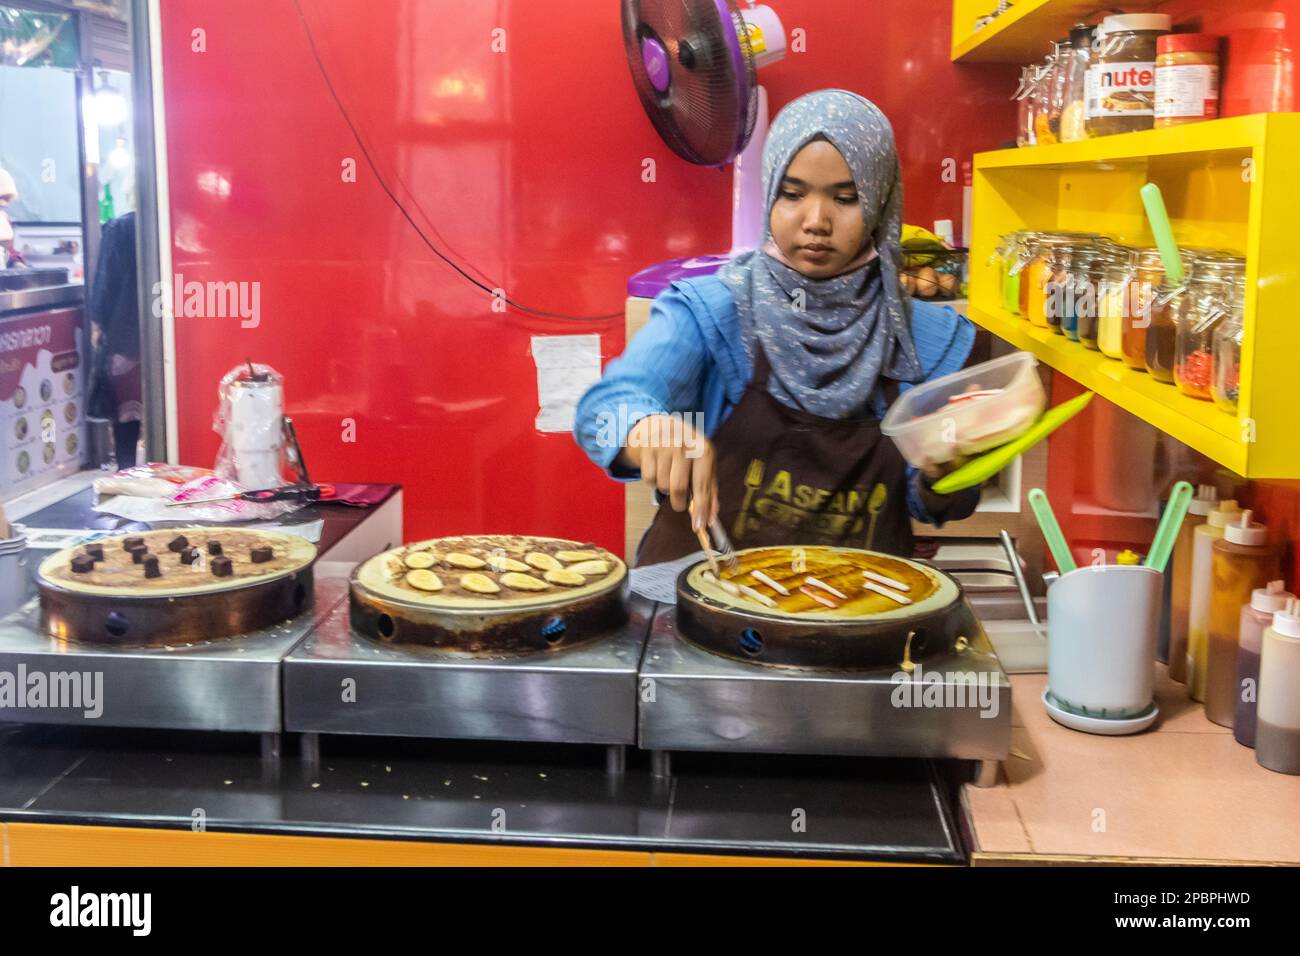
920;455;966;484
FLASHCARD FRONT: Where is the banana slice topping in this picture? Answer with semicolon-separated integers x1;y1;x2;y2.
460;572;500;594
525;551;563;572
544;568;586;587
556;550;601;563
486;554;530;573
500;571;549;591
405;569;443;591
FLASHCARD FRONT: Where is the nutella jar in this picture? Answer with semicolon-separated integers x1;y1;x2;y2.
1086;14;1172;136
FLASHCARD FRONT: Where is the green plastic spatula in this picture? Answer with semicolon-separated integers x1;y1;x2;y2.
1028;487;1076;574
1140;183;1184;286
1144;480;1194;573
931;391;1094;495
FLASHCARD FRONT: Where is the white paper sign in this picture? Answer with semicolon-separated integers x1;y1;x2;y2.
531;334;602;433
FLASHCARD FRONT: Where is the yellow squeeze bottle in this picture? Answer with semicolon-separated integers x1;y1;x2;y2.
1187;498;1241;701
1169;484;1217;684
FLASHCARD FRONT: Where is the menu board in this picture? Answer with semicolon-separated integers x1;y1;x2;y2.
0;306;85;498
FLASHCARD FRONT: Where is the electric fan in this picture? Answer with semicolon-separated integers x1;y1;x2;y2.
621;0;787;294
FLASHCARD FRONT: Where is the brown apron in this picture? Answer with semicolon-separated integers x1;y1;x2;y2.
636;344;913;566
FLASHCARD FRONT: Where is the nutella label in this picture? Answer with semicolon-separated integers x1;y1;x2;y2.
1087;60;1157;117
1156;64;1219;120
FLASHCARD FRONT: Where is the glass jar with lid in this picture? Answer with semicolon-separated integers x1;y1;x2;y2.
1059;25;1094;142
1062;243;1097;341
1212;293;1245;414
1033;46;1066;145
1123;248;1165;370
1014;67;1038;147
1038;39;1072;144
1175;255;1245;400
1145;248;1208;382
1096;244;1137;357
1006;231;1039;316
1025;234;1080;329
1079;242;1129;349
1086;13;1173;137
994;232;1024;314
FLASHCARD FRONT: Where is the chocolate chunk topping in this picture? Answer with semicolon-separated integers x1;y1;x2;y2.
70;554;95;573
250;545;273;563
143;555;161;578
132;548;149;564
207;540;223;556
84;543;104;561
210;555;233;577
179;547;201;566
123;536;146;552
168;535;189;553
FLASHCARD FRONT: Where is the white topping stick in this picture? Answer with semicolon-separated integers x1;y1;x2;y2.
803;576;847;600
863;569;910;592
861;579;912;605
703;570;741;596
751;569;790;595
799;585;838;609
738;584;777;608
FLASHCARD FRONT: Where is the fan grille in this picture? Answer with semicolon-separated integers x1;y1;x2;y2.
622;0;758;166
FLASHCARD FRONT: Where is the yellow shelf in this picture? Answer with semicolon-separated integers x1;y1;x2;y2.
969;113;1300;478
974;114;1269;168
967;304;1245;473
951;0;1163;63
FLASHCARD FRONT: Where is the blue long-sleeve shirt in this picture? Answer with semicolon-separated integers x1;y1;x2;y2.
574;274;979;525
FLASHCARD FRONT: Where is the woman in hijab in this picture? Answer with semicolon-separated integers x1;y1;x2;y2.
575;90;981;564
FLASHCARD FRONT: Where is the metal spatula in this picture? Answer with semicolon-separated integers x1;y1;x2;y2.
708;516;739;572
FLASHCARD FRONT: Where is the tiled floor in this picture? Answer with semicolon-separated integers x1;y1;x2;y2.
964;666;1300;863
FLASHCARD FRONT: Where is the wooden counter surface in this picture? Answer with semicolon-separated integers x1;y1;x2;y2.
963;667;1300;866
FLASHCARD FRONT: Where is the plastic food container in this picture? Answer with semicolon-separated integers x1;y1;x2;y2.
881;352;1046;468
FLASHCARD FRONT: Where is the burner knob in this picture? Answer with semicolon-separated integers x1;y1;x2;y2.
541;616;567;643
104;611;129;638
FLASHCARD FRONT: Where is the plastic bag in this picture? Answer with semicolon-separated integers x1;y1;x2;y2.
93;462;214;499
213;362;286;488
162;474;299;522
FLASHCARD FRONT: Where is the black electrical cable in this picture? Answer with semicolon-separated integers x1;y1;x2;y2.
292;0;622;321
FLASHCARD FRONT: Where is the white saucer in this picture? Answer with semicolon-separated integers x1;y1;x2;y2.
1042;689;1159;736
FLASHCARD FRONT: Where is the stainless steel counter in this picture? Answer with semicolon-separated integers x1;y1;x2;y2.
0;282;83;316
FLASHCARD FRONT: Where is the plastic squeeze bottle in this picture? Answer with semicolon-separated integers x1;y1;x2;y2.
1206;511;1280;726
1167;484;1217;683
1187;498;1241;701
1235;581;1293;748
1258;598;1300;775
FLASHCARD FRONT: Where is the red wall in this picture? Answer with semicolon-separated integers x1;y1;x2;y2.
160;0;1016;545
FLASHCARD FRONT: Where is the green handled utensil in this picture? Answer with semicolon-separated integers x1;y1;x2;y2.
1144;480;1194;573
932;391;1095;495
1028;487;1076;574
1140;182;1184;287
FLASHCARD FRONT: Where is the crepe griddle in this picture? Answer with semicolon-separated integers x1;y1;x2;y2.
37;528;316;647
674;546;967;669
349;536;629;653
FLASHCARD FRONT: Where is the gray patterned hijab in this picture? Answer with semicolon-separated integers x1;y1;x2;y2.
717;90;922;418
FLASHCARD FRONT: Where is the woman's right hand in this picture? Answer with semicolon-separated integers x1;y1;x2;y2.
619;414;718;530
